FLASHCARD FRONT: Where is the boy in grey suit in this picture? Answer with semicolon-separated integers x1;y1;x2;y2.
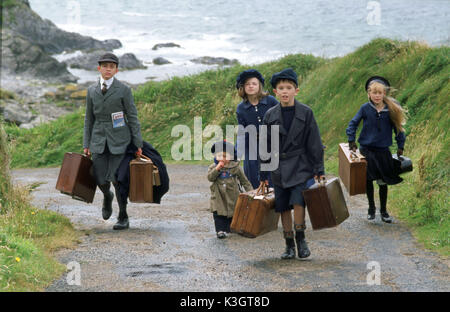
83;53;143;230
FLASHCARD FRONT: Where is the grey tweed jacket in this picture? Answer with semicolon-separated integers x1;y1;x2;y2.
83;78;143;155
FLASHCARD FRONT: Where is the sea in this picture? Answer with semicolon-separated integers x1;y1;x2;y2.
29;0;450;84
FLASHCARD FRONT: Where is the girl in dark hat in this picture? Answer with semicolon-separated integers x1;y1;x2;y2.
346;76;408;223
235;69;278;189
207;141;253;239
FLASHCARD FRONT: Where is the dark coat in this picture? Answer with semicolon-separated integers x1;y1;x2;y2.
115;141;169;204
236;95;278;188
261;100;325;189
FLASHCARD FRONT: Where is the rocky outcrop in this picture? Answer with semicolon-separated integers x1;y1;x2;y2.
152;43;181;50
1;0;124;83
3;0;121;54
1;28;78;83
63;51;146;70
153;57;171;65
190;56;239;66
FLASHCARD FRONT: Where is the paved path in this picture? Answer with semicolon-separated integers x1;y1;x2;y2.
12;165;449;292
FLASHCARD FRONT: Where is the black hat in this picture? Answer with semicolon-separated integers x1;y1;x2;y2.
211;140;237;159
270;68;298;88
98;53;119;65
236;69;264;89
365;76;390;91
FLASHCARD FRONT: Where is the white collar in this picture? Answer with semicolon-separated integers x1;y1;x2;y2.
100;76;114;88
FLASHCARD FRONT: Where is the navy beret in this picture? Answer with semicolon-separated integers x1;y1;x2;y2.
365;76;390;91
211;140;237;159
270;68;298;88
236;69;264;89
98;52;119;65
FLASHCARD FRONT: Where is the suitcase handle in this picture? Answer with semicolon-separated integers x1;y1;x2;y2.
349;151;365;162
256;182;269;195
317;176;327;187
136;154;153;162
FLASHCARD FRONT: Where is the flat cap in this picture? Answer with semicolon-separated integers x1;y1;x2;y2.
270;68;298;88
236;69;264;89
98;52;119;65
365;76;390;91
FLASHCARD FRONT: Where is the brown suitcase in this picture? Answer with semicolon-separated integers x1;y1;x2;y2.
338;143;367;195
303;177;349;230
55;152;97;203
129;155;160;203
231;183;280;238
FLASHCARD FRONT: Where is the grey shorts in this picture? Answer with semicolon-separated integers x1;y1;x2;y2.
274;178;315;213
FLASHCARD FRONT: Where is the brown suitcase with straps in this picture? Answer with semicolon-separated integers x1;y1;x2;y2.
338;143;367;196
129;154;161;203
303;177;349;230
230;182;279;238
55;152;97;203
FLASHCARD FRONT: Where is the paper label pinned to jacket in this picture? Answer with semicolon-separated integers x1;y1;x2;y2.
112;111;125;128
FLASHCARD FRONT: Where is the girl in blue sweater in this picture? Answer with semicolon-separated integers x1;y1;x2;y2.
346;76;407;222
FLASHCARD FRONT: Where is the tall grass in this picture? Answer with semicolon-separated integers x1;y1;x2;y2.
0;122;79;291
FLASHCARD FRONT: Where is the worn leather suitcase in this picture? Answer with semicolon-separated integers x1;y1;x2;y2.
231;183;279;238
339;143;367;195
392;154;413;175
303;177;349;230
55;152;96;203
129;155;160;203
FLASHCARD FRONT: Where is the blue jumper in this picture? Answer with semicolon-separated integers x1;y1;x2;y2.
346;102;405;150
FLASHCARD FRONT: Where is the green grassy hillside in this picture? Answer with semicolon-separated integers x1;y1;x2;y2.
4;38;449;255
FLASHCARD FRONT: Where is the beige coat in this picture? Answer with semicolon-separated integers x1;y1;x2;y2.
207;161;253;217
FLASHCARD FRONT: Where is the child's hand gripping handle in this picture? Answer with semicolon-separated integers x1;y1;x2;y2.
256;181;269;195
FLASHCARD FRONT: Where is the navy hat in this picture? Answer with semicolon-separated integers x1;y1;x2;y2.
211;140;237;160
270;68;298;88
365;76;390;91
98;53;119;65
236;69;264;89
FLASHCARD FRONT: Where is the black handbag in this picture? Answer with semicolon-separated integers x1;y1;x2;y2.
392;154;413;175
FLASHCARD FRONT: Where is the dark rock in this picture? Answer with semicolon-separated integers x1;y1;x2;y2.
190;56;239;66
119;53;147;69
1;28;78;83
1;99;33;125
64;51;146;70
153;57;171;65
3;2;122;54
152;43;181;50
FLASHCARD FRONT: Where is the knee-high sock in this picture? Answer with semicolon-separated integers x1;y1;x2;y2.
366;180;375;212
113;183;128;220
379;184;388;213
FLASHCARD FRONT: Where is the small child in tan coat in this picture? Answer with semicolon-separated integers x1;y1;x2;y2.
207;141;253;238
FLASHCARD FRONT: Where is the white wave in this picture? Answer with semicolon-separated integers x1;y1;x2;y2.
122;11;152;17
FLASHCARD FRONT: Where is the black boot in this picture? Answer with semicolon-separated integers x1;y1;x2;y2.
379;185;392;223
295;224;310;259
99;183;113;220
281;231;295;259
366;180;376;221
113;184;129;230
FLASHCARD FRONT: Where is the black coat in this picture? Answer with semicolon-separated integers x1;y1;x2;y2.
261;100;324;188
116;141;169;204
